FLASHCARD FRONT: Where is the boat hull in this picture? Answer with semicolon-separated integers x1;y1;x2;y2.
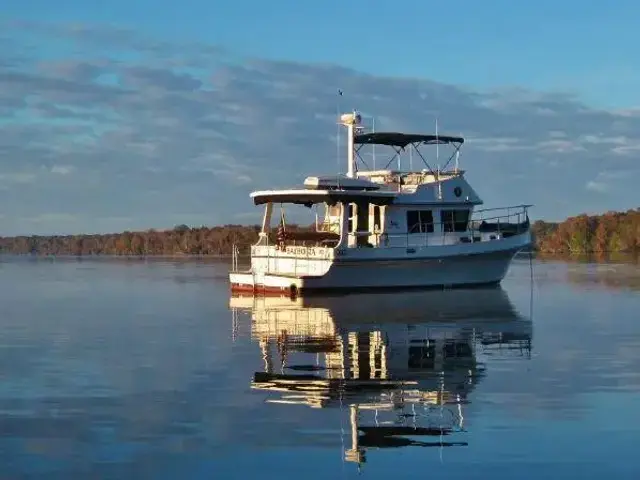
229;247;523;295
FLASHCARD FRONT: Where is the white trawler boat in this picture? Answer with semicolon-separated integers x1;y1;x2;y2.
229;110;532;295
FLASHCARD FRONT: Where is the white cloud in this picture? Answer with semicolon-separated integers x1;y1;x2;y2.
612;143;640;156
586;180;608;193
0;172;37;184
468;137;530;153
51;165;75;175
580;134;627;145
585;169;635;194
535;139;586;153
548;130;568;138
25;213;78;223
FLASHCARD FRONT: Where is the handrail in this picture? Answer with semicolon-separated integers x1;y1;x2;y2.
473;204;533;214
351;204;530;249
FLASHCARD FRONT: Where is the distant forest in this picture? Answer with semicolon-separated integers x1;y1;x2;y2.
0;209;638;256
531;208;639;254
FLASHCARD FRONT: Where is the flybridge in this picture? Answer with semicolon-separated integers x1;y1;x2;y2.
339;112;465;179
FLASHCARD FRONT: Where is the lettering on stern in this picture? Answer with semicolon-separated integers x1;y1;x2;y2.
283;246;331;258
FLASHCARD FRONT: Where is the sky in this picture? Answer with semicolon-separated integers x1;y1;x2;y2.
1;0;640;235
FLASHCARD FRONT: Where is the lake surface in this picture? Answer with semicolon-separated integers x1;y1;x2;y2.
1;256;639;479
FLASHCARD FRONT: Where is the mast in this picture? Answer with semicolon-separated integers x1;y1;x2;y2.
436;118;442;200
372;117;376;170
435;117;439;169
339;110;362;178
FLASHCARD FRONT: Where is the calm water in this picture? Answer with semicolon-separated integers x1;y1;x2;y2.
1;256;639;479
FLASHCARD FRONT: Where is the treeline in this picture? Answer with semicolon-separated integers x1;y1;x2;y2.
0;209;638;256
532;208;640;254
0;223;314;256
0;224;262;256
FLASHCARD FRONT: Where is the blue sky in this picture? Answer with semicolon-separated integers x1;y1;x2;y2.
1;1;640;235
6;0;640;108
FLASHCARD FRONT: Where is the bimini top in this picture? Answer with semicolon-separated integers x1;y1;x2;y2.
354;132;464;148
250;189;397;206
303;175;381;191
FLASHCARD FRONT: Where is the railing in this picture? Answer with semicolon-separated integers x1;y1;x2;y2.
256;230;340;249
472;204;532;225
351;204;532;250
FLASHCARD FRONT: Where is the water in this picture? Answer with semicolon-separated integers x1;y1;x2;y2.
0;256;639;479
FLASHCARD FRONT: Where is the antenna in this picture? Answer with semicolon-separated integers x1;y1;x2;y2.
372;117;376;170
453;130;461;173
435;117;439;170
336;90;342;180
436;116;442;200
409;143;413;171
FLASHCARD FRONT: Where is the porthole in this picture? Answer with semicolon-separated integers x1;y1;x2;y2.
454;186;462;197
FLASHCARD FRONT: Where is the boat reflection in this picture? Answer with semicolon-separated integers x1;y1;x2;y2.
229;287;532;467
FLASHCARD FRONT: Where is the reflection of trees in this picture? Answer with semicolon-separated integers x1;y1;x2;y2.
230;288;533;469
564;264;640;292
535;252;639;265
531;252;640;291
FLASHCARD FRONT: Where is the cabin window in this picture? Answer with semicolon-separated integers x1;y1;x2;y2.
441;209;470;232
407;210;434;233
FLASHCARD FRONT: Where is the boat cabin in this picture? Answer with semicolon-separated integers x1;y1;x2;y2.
250;122;527;253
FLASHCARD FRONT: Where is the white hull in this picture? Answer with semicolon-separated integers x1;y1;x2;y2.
230;233;529;294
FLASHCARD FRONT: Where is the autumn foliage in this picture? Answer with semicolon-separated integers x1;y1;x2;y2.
0;224;261;256
0;223;315;256
532;208;640;254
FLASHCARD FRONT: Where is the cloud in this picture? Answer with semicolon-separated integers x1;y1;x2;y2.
25;213;78;224
51;165;75;175
1;20;640;235
0;172;37;184
586;180;608;193
585;170;635;194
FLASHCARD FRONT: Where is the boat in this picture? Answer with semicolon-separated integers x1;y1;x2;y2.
229;110;532;295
